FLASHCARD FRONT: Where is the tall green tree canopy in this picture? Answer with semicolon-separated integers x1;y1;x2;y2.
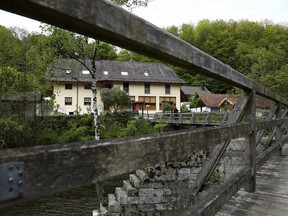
166;19;288;96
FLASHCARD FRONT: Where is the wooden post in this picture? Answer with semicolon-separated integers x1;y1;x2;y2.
255;102;278;146
191;91;252;196
244;90;256;192
275;102;282;156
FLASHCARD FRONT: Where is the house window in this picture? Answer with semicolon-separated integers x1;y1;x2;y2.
123;82;129;93
65;97;72;105
139;96;156;110
144;83;150;94
65;83;73;89
84;97;91;106
159;97;176;110
84;83;91;89
105;83;113;88
165;84;171;94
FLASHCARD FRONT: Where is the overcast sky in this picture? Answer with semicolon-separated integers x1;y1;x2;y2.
0;0;287;33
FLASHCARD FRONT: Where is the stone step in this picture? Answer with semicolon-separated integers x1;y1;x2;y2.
108;194;122;213
115;187;129;205
123;180;139;197
98;203;108;215
136;169;147;181
129;174;141;188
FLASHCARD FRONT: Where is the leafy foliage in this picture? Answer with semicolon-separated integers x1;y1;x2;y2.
100;87;131;112
162;103;173;113
166;19;288;95
117;49;157;62
0;118;24;149
2;17;288;148
189;93;201;108
99;113;161;139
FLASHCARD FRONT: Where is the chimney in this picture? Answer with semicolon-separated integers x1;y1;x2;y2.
200;82;205;91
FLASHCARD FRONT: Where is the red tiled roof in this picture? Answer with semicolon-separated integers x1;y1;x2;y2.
199;93;238;108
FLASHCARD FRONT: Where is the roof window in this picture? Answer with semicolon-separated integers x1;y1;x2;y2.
82;70;90;75
121;71;128;76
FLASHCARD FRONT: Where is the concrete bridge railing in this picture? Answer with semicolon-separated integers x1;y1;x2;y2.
1;0;288;215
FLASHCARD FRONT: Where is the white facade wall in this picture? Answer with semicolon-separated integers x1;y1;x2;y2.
53;81;182;115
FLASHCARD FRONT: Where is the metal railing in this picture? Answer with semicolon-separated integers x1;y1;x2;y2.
149;112;229;125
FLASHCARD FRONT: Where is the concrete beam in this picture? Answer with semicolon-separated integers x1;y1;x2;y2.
0;0;287;105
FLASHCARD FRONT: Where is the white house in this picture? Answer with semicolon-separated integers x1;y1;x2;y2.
49;60;185;115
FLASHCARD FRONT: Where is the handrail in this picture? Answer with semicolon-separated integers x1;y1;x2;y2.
1;118;287;208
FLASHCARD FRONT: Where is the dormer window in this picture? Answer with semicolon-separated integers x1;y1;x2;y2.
66;70;71;74
121;71;128;76
144;72;149;76
104;71;109;75
82;70;90;75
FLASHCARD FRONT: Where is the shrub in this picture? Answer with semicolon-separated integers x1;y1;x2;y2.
153;122;168;133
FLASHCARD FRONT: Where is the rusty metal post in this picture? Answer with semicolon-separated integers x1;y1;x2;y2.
244;90;256;193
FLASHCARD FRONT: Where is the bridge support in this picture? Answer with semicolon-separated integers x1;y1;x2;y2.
244;90;256;193
276;102;283;156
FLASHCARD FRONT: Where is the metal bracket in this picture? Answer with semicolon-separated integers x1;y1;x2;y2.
0;162;24;203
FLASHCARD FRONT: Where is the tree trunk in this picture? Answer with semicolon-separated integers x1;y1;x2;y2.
91;60;100;140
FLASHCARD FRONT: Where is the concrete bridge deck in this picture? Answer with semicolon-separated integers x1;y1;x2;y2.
217;145;288;216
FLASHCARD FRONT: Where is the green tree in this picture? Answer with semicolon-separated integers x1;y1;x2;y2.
117;49;156;62
100;87;131;112
167;19;288;96
189;93;201;109
42;24;119;140
162;102;173;113
260;64;288;98
41;0;153;139
0;26;23;70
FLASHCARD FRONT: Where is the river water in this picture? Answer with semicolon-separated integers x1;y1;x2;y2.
0;184;99;216
0;173;128;216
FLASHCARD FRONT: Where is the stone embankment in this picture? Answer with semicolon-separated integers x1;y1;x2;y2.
98;138;262;215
